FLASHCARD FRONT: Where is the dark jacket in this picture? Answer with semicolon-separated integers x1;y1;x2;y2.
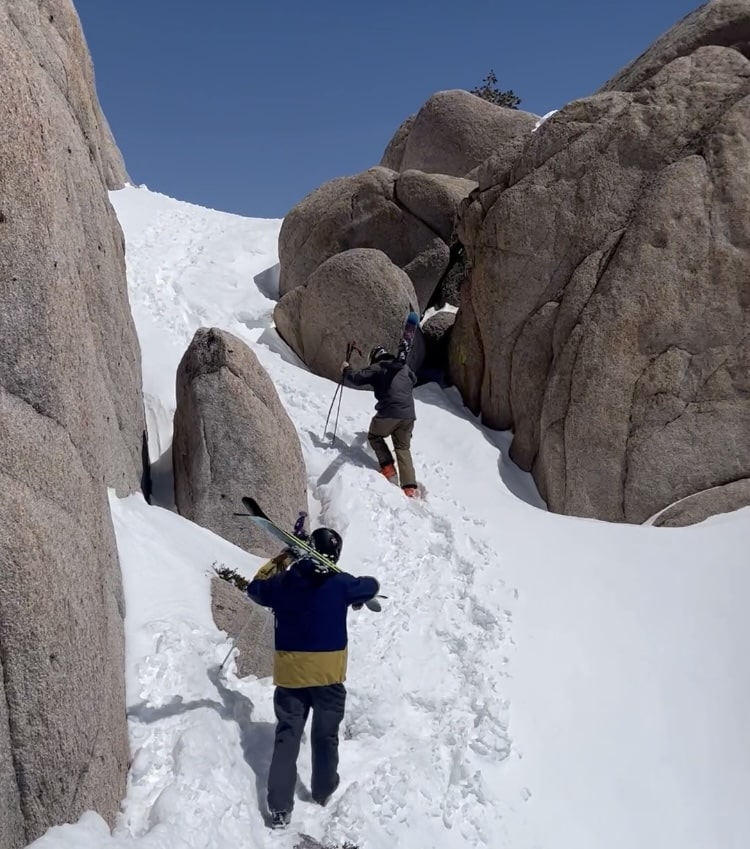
247;556;379;688
345;357;417;420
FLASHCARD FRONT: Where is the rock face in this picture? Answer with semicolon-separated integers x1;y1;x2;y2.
432;245;468;309
173;328;308;555
211;578;274;679
274;249;421;383
601;0;750;93
379;90;538;177
380;114;416;171
653;479;750;527
7;0;130;189
0;2;145;846
422;310;456;376
278;91;536;383
277;167;460;311
395;171;476;243
451;44;750;524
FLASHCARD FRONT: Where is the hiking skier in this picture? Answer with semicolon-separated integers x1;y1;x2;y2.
246;525;379;830
342;345;419;497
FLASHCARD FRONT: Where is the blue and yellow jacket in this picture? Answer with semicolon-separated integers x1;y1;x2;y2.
247;552;379;688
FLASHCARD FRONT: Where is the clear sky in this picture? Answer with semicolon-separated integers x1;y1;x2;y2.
74;0;699;219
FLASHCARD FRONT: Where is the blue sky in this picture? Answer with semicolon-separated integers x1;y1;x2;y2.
74;0;698;219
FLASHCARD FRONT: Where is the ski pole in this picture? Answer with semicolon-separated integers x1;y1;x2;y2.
323;342;350;439
219;613;256;671
323;382;343;441
323;341;354;444
330;342;359;446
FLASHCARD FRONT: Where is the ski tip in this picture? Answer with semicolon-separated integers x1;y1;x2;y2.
240;496;265;518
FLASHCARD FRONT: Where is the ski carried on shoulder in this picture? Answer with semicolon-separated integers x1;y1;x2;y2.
396;310;420;363
236;497;382;612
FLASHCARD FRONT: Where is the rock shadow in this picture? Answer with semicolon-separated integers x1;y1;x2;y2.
415;381;547;511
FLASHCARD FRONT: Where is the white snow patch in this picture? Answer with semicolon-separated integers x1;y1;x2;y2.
26;185;750;849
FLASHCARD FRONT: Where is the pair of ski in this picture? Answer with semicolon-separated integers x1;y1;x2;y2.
396;310;420;363
236;497;383;612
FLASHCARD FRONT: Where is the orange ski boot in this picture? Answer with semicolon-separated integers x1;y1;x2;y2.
380;463;397;481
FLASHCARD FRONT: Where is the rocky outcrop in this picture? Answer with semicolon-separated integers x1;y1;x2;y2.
380;114;416;171
431;244;468;309
394;171;476;243
7;0;129;189
422;310;456;376
173;328;307;556
601;0;750;93
0;2;144;845
277;167;455;310
211;578;274;679
653;479;750;527
274;249;421;383
451;44;750;524
379;90;538;177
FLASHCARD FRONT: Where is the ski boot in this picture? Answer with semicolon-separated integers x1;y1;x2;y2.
313;774;340;807
380;462;397;482
270;811;291;829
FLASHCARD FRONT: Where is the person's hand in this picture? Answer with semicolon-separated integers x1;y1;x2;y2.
352;602;363;610
341;361;350;372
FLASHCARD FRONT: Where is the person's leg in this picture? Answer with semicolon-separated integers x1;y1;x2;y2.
267;687;310;815
391;420;416;489
367;416;398;477
309;683;346;805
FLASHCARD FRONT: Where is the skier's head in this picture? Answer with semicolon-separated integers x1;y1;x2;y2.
310;527;343;563
368;345;390;365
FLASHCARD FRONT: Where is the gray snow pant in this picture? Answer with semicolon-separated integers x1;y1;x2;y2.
367;416;416;487
267;683;346;814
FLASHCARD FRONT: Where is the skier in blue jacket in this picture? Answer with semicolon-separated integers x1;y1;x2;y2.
247;527;379;830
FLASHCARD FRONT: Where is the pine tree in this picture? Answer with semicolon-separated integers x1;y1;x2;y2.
470;70;521;109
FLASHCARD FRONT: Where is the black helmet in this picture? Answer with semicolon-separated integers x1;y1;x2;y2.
310;528;343;563
368;345;389;364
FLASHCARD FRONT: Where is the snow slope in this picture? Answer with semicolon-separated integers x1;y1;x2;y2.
29;186;750;849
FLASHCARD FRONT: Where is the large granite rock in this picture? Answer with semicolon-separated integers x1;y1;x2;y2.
211;578;274;679
173;328;308;556
601;0;750;93
379;89;538;177
380;113;416;171
452;44;750;523
0;3;145;846
278;166;449;310
274;248;422;383
654;479;750;527
394;170;476;243
7;0;129;189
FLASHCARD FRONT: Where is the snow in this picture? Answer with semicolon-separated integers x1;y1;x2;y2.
27;185;750;849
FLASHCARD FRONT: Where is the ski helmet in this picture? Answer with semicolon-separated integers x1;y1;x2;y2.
310;528;343;563
368;345;389;364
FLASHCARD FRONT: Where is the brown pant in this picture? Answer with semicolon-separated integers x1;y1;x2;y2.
367;417;416;488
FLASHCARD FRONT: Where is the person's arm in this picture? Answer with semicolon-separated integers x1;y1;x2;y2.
246;551;292;607
344;574;380;607
343;364;381;387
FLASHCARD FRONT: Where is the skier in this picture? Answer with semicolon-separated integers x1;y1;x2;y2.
246;527;379;830
342;345;419;497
